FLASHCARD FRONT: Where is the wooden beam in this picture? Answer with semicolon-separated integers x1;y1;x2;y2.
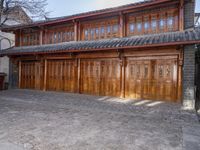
18;60;22;88
78;21;81;41
119;12;125;38
77;58;81;93
39;29;43;45
19;30;22;47
179;0;184;31
43;59;47;91
120;57;125;98
177;47;183;102
74;21;78;41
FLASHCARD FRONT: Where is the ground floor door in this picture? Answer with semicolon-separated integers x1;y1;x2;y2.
19;54;180;103
125;57;178;102
46;59;77;92
80;59;121;97
21;61;43;90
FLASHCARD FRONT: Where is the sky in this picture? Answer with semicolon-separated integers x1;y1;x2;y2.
46;0;200;18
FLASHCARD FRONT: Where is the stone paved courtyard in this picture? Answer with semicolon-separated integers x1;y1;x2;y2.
0;89;200;150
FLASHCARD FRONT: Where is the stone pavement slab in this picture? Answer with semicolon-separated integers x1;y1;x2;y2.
0;89;199;150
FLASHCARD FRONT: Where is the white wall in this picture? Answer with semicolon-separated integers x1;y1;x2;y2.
0;31;15;83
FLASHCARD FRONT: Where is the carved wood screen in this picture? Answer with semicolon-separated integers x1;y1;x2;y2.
20;54;180;102
80;59;121;97
46;59;77;92
22;32;40;46
125;57;178;102
81;17;119;41
21;61;44;90
126;8;179;36
45;25;74;44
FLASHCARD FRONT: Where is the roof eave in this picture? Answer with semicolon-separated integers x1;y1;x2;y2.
2;40;199;57
2;0;174;32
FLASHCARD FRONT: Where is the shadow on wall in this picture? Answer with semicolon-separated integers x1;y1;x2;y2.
195;44;200;120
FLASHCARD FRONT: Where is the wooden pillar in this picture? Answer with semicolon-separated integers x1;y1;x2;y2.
39;29;43;45
19;30;22;47
74;20;78;41
18;60;22;88
179;0;184;31
119;12;125;38
77;58;81;93
120;57;125;98
177;48;183;102
78;21;81;41
43;59;47;91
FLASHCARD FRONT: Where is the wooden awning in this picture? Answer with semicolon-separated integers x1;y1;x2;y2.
1;28;200;56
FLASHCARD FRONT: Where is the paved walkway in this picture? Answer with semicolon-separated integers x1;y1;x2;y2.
0;89;200;150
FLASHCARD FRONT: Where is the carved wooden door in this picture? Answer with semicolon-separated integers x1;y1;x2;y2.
81;59;121;97
154;59;177;101
80;60;101;95
63;60;77;92
47;59;76;92
35;62;43;90
125;59;151;99
125;57;178;102
21;61;43;90
100;59;121;97
21;62;35;89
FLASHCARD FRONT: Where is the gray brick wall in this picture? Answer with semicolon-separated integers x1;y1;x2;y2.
183;0;195;109
183;45;196;108
184;0;195;29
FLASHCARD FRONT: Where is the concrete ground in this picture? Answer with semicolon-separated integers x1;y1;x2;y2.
0;89;200;150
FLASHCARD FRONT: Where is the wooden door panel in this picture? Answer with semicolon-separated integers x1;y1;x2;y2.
81;59;121;97
21;61;43;90
100;59;121;97
125;57;178;102
47;59;77;92
80;60;100;95
155;59;177;101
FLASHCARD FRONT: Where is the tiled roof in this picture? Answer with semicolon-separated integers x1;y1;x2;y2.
2;0;171;30
1;28;200;56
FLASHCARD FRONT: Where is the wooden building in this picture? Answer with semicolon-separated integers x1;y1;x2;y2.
0;0;200;107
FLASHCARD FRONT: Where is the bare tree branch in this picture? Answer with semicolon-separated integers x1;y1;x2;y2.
0;0;49;29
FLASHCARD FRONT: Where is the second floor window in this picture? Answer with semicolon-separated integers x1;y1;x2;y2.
151;17;157;32
144;22;149;31
107;26;111;34
84;29;88;40
159;14;165;31
91;29;95;40
58;32;61;42
95;28;99;39
167;15;173;31
112;25;118;33
54;33;57;43
129;23;135;33
101;27;105;36
137;22;142;32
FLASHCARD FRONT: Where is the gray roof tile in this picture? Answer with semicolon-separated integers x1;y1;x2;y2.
1;28;200;56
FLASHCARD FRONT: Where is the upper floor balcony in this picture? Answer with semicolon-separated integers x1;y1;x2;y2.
2;0;184;47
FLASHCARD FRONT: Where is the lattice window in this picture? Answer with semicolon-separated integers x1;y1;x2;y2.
91;29;95;40
136;17;142;34
151;15;157;33
84;29;89;40
144;16;149;34
159;13;166;32
167;12;174;31
95;28;99;39
129;23;135;33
